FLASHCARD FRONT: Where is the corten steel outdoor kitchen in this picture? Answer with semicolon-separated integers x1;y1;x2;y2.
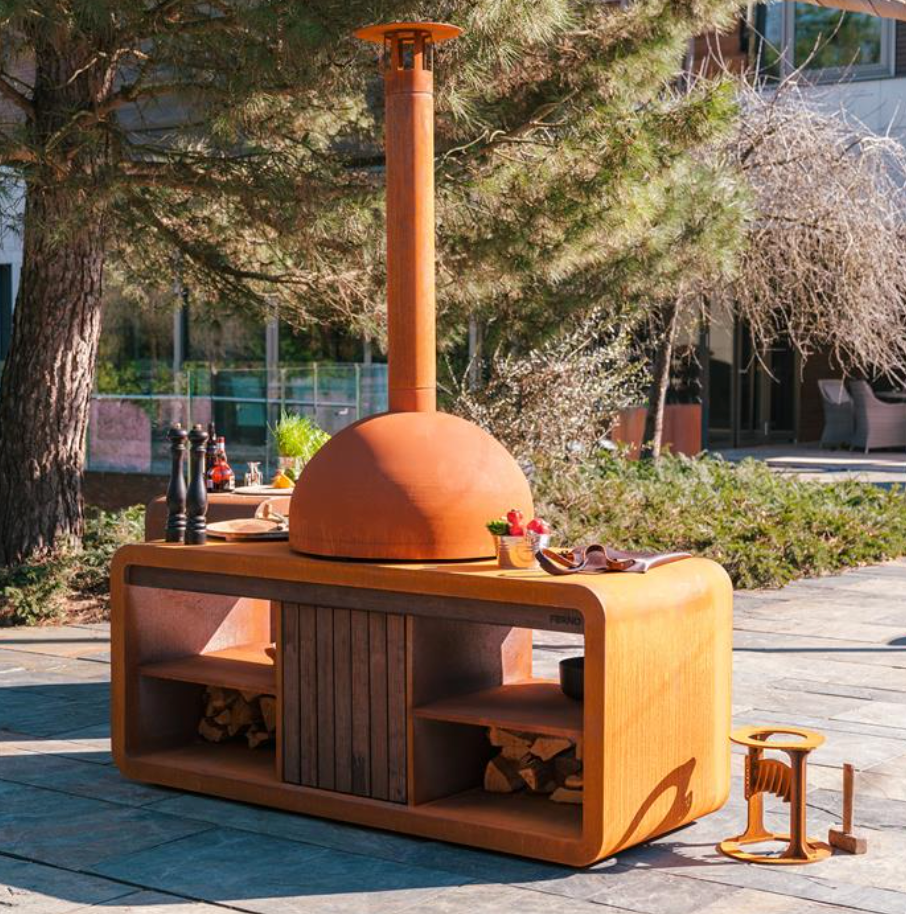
111;23;734;868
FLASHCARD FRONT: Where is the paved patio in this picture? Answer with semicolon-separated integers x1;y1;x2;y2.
3;563;906;913
716;445;906;486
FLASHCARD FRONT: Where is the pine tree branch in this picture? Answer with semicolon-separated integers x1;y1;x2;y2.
132;196;304;286
0;74;33;120
0;140;36;165
97;81;195;117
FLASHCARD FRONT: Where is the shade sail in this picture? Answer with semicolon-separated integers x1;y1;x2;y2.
803;0;906;22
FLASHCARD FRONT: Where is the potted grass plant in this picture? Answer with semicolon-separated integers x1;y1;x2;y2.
270;412;331;483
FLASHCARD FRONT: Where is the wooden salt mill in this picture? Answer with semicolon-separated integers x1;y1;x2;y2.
165;424;188;543
186;424;208;545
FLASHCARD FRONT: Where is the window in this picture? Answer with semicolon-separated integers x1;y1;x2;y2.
758;2;893;82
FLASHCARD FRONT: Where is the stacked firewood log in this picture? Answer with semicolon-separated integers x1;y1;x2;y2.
483;726;583;804
198;686;276;749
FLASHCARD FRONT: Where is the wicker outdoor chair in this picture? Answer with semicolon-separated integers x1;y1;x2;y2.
817;379;854;448
848;380;906;452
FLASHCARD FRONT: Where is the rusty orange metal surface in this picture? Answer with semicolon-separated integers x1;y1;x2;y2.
290;22;532;561
289;411;533;560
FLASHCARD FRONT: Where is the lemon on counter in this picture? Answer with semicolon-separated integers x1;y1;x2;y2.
271;470;294;489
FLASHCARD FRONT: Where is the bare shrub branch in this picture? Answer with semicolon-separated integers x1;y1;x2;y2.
717;75;906;381
450;309;649;461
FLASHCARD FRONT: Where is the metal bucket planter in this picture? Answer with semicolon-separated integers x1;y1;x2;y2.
495;533;551;569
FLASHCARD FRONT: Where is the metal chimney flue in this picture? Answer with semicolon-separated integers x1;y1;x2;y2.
288;23;533;562
355;23;461;412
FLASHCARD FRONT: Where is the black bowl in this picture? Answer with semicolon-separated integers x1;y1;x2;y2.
559;655;584;701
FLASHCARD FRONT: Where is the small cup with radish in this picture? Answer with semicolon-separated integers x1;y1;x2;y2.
486;509;551;569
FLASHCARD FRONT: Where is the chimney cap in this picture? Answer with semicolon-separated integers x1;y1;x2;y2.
354;21;462;44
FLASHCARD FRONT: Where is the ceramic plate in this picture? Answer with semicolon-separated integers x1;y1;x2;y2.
206;517;289;541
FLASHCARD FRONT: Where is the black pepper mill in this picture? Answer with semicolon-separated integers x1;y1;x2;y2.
186;424;209;545
165;424;188;543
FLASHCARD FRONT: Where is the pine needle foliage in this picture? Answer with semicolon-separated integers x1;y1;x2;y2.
0;1;746;337
0;0;746;566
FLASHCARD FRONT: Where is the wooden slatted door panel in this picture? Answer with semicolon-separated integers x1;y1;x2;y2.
298;605;318;787
281;602;407;803
350;610;371;796
368;612;390;801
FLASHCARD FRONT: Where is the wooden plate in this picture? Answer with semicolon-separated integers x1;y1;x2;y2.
206;518;289;541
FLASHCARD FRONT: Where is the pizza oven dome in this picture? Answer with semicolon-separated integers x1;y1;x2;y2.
289;23;532;561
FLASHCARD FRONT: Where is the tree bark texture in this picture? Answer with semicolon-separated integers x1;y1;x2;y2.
0;186;104;564
0;38;109;565
641;299;680;461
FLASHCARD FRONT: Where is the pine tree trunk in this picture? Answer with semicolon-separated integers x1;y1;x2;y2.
641;299;679;461
0;186;105;565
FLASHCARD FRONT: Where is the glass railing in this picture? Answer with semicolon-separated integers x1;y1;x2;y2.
84;362;388;477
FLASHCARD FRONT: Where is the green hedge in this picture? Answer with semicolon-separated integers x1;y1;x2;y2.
534;453;906;589
3;453;905;625
0;506;144;626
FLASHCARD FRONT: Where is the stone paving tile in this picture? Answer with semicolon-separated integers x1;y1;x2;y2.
781;658;906;693
419;882;637;913
693;887;877;914
53;722;112;741
778;574;906;595
804;828;906;895
609;842;906;914
74;890;263;912
0;778;213;868
1;679;109;706
1;698;110;738
92;827;470;914
734;701;906;743
76;650;111;664
736;687;869;720
734;616;906;646
0;645;73;665
768;678;906;704
0;855;135;913
150;793;570;885
515;866;742;914
806;763;906;802
833;700;906;730
616;797;906;910
0;667;109;691
0;729;113;765
733;631;906;672
809;789;906;830
0;626;110;659
751;586;906;614
0;748;173;806
729;714;906;768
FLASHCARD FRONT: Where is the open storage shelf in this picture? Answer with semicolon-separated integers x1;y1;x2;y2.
413;679;582;738
132;739;277;786
418;787;582;840
139;641;276;694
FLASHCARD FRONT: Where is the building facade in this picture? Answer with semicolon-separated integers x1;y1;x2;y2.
3;3;904;450
0;171;23;363
698;3;906;448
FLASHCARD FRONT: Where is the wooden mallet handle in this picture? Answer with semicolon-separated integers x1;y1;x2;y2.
842;763;854;834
